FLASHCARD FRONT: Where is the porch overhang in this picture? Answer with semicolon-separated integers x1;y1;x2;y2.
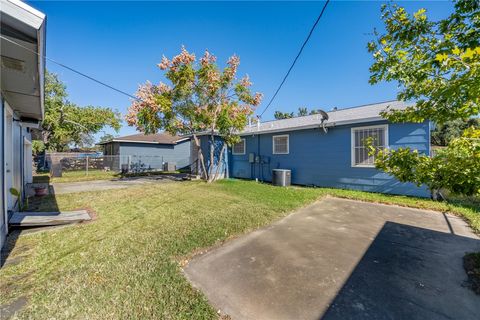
1;0;46;120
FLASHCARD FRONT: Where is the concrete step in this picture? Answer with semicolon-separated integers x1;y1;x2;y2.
9;210;91;227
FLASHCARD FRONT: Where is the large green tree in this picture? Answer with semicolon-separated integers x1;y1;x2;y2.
431;118;479;146
368;0;479;124
274;110;294;120
368;0;480;197
274;107;325;120
126;47;262;182
42;71;122;151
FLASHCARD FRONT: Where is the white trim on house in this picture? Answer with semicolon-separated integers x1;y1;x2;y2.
232;138;246;155
273;134;289;155
351;124;388;168
1;0;46;30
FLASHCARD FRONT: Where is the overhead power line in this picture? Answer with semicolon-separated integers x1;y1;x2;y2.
0;35;139;101
259;0;331;118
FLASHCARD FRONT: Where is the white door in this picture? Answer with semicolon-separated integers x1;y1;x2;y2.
24;138;33;184
1;101;5;247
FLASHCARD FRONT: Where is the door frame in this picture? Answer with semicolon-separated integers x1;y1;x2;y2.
4;102;14;213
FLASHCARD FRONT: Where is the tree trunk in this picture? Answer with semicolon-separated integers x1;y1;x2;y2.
211;143;227;182
192;134;208;180
207;133;215;183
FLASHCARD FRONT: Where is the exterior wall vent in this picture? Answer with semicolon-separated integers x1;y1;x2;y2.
1;56;25;72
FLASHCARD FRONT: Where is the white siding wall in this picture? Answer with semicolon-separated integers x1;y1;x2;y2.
1;99;33;249
1;97;5;249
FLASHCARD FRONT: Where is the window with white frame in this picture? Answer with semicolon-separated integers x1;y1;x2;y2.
232;138;246;155
273;135;289;154
351;125;388;167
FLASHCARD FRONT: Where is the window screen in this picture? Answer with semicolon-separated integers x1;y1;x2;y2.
232;139;246;155
273;135;289;154
352;126;387;167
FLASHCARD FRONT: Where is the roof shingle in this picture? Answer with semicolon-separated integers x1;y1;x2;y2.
241;100;410;135
99;133;186;145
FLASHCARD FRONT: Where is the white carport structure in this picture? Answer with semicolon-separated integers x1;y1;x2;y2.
1;0;46;249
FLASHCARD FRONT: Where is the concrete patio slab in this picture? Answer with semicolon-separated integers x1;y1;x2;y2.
9;210;91;226
184;197;480;320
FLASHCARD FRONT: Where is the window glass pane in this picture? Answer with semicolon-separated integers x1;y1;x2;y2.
274;136;288;153
355;131;361;147
233;140;245;154
353;127;386;166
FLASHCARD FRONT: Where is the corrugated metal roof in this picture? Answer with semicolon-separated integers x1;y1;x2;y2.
98;133;187;145
241;100;409;135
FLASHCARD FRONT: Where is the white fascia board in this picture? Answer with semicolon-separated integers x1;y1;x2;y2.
37;15;46;119
2;0;46;119
2;0;46;30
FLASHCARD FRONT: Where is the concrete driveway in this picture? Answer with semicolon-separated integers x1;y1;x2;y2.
184;197;480;320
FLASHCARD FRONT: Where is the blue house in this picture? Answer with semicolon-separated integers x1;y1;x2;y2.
99;133;191;172
200;101;431;197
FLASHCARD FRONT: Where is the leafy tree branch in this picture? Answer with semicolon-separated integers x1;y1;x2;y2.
42;71;122;151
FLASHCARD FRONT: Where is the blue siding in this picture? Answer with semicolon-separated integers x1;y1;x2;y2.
224;120;430;197
199;136;228;177
118;140;191;170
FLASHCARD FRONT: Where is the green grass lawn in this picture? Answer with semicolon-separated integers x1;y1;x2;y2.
1;180;478;319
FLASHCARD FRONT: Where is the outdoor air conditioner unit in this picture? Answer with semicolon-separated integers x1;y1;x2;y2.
163;162;176;172
272;169;291;187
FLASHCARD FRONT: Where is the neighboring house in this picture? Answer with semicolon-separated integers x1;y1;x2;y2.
200;101;431;197
1;0;46;248
98;133;191;171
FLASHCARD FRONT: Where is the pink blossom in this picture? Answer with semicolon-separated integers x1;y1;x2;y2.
158;82;171;94
205;69;220;91
171;46;196;68
158;55;170;70
200;50;217;66
252;92;263;106
240;74;252;87
125;82;161;127
227;54;240;70
223;54;241;82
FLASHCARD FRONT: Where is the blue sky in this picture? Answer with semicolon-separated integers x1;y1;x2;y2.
28;0;454;138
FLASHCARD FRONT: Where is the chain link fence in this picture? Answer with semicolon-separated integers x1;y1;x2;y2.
41;153;185;177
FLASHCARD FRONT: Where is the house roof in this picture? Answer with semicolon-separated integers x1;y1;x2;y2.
1;0;46;121
240;100;410;136
97;133;189;145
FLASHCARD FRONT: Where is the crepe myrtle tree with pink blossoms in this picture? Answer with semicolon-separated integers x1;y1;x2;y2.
126;47;263;182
